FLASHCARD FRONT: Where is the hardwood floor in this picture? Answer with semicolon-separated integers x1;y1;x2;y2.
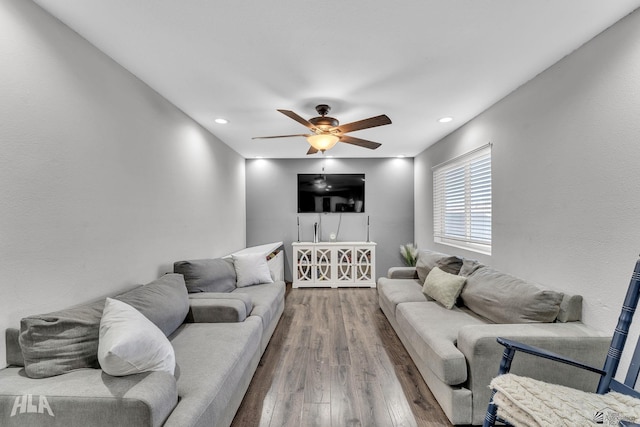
230;286;453;427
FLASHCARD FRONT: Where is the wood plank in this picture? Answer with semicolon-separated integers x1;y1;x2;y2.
368;340;419;427
329;291;351;366
300;403;332;427
331;365;362;426
395;363;451;426
268;392;304;427
304;357;331;403
355;380;395;427
230;381;276;427
230;285;454;427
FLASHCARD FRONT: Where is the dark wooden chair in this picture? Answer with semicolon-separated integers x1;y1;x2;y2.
483;257;640;426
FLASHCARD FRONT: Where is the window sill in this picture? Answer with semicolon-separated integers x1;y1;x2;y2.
434;237;491;256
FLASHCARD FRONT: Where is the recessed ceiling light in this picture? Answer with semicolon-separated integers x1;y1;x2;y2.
255;156;263;159
214;118;228;124
438;117;453;123
397;155;406;158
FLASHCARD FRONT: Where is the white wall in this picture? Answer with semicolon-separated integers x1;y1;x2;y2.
0;0;246;367
246;157;414;281
415;8;640;347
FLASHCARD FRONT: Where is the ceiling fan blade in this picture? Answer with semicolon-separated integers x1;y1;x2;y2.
307;146;319;155
339;135;382;150
277;109;316;130
337;114;392;134
252;134;310;140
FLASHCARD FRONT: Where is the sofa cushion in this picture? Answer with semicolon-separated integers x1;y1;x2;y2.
377;277;428;316
231;281;284;332
460;267;564;323
19;274;188;379
396;302;487;385
98;298;175;377
415;250;450;283
423;267;467;310
173;258;237;293
232;253;274;288
115;274;189;337
164;318;263;426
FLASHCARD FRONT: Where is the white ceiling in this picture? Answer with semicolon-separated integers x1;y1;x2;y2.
32;0;640;159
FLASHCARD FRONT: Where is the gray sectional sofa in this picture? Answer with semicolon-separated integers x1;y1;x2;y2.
0;249;285;427
378;249;611;425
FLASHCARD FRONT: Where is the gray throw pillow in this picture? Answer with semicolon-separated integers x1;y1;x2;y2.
19;274;189;379
115;273;189;337
174;258;237;293
415;250;450;283
458;258;483;277
460;267;564;323
436;256;464;275
20;299;105;378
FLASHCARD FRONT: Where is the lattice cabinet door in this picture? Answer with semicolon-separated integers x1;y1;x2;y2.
293;242;375;288
314;246;333;283
335;247;354;283
354;246;375;284
295;246;314;285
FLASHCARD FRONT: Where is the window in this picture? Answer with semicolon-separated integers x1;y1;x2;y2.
433;144;492;254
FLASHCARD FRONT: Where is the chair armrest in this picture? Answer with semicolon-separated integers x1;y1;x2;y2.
496;337;606;376
387;267;418;279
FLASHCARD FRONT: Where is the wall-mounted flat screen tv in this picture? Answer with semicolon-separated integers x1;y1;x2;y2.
298;173;365;213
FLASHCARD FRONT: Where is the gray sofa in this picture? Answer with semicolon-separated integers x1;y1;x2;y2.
0;252;285;427
378;249;611;425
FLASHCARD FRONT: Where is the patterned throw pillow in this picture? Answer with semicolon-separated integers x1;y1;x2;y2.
422;267;467;309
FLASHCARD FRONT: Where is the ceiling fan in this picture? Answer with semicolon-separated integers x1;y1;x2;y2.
252;104;391;155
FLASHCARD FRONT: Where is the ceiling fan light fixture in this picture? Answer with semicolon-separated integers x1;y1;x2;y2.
307;134;339;152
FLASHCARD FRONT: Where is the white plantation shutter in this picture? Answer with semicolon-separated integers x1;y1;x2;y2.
433;144;491;254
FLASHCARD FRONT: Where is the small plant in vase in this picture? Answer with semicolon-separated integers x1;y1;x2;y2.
400;243;418;267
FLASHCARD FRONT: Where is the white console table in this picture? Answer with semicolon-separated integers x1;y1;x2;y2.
292;242;376;288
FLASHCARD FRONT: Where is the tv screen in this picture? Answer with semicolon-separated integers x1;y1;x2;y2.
298;174;365;213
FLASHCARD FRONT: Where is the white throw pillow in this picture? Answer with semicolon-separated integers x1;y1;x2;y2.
98;298;175;376
232;253;274;287
422;267;467;310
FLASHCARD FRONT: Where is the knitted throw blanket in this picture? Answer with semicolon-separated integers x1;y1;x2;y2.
490;374;640;426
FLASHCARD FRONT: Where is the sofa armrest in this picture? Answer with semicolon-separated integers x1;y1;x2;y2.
186;293;253;323
456;322;610;423
387;267;418;280
494;337;606;375
5;328;23;366
187;299;247;322
0;368;177;427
